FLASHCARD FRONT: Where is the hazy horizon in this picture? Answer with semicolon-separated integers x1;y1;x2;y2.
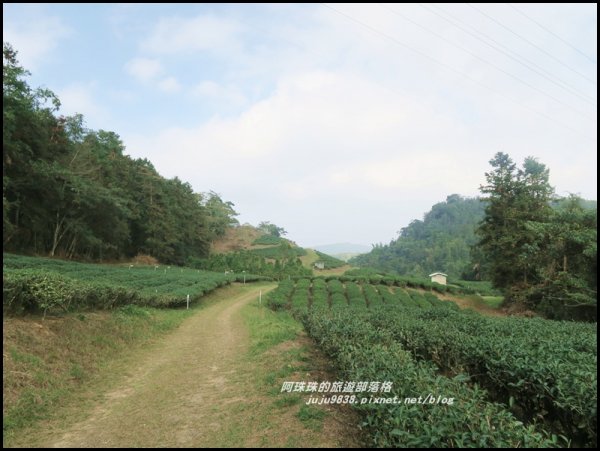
4;3;596;246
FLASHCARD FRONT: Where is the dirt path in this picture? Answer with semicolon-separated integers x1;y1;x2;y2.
42;286;272;447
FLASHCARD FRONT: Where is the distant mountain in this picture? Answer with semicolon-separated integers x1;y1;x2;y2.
330;252;364;262
312;243;371;256
350;194;596;279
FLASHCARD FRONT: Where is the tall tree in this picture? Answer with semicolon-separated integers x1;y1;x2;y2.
476;153;595;321
526;196;597;320
476;153;553;289
257;221;287;237
201;191;239;239
3;42;235;265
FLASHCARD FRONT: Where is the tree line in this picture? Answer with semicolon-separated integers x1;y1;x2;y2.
3;43;238;265
352;152;596;321
188;250;311;280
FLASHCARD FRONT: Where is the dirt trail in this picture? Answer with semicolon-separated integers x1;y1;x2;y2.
45;286;274;447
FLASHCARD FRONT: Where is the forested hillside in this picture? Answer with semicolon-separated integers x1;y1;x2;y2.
352;154;596;321
351;194;484;278
3;44;238;265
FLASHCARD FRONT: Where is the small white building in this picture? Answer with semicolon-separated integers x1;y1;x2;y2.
314;261;325;270
429;272;448;285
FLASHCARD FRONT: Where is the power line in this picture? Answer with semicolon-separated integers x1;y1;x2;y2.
319;3;594;143
382;4;595;120
467;3;596;85
508;3;597;64
420;3;596;106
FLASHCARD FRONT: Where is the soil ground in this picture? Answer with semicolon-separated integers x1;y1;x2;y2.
8;284;360;448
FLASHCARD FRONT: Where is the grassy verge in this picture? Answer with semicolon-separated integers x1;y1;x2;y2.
481;295;504;309
2;284;247;445
235;298;362;447
242;301;303;355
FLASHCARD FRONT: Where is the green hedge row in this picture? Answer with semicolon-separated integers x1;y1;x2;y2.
366;307;597;447
3;269;228;316
300;309;556;448
252;235;283;245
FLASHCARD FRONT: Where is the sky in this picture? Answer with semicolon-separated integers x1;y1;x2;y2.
3;3;597;248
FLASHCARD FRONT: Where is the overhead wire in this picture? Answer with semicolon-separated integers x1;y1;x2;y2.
420;3;596;106
320;3;595;143
508;3;597;64
467;3;596;85
382;3;595;120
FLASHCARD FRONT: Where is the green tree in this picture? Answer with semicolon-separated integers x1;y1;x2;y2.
4;43;61;248
201;191;239;239
2;42;230;265
526;196;597;320
476;154;595;321
257;221;287;237
351;195;486;278
476;153;554;289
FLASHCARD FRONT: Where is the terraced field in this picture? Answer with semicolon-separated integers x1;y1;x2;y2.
3;254;265;314
268;278;597;448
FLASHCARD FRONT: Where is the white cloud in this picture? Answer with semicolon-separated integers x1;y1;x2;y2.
191;80;247;106
157;76;181;93
125;58;181;94
141;14;243;55
124;59;595;244
3;12;70;70
192;80;220;97
126;69;468;209
57;83;109;127
125;57;163;82
11;3;591;245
